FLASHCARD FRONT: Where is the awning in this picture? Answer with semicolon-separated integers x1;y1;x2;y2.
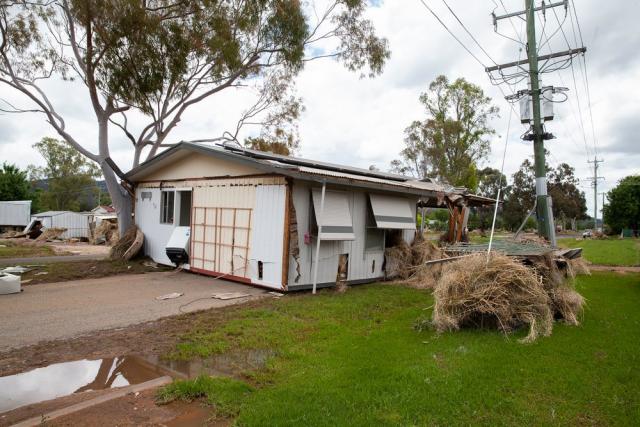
312;189;355;240
369;194;416;229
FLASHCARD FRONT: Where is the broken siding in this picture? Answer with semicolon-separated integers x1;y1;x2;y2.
289;181;404;288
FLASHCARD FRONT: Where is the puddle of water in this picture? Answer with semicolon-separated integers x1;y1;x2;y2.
165;405;215;427
0;356;167;413
147;349;275;379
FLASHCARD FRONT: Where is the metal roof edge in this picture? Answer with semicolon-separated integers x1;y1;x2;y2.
124;142;284;181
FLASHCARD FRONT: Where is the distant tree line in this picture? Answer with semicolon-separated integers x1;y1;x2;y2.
0;138;109;213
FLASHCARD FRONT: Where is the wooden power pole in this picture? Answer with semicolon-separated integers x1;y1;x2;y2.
487;0;587;246
524;0;554;242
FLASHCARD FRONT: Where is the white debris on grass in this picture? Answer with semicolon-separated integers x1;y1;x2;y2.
1;266;31;274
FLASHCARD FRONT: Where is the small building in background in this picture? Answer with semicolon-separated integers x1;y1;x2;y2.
90;205;117;225
0;201;32;232
31;211;90;239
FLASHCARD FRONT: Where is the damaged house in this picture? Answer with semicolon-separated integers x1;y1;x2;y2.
125;143;490;292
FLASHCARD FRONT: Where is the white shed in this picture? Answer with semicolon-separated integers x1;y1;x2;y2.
125;143;492;292
31;211;90;239
0;200;31;229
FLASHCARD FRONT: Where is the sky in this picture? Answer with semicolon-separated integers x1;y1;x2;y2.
1;0;638;219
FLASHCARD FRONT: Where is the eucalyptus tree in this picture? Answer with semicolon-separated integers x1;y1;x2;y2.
0;0;390;231
390;75;498;190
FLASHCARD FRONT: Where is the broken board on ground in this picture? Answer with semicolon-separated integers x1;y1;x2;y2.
212;292;250;300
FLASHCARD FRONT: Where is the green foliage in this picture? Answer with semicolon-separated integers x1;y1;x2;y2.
0;162;32;202
29;137;100;212
156;375;253;418
470;167;508;231
503;159;587;231
603;175;640;235
166;274;640;425
391;75;499;189
558;238;640;266
1;0;390;219
548;163;588;224
477;167;508;200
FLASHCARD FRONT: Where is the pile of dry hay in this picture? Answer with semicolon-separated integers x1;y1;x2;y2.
431;252;585;343
385;234;448;288
35;228;66;241
109;226;143;261
92;220;119;245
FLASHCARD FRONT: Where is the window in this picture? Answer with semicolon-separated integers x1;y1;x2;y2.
368;193;416;230
160;191;175;224
365;197;384;251
310;189;355;240
365;227;385;252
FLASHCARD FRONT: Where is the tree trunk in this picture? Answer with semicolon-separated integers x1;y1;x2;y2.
101;162;133;235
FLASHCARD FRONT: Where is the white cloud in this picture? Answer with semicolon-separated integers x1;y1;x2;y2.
0;0;638;218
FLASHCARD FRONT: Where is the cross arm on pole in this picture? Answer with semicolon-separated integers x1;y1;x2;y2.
492;0;567;25
485;47;586;72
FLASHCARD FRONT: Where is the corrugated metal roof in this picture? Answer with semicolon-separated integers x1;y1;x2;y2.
33;211;85;217
295;165;447;193
0;200;32;205
125;142;494;205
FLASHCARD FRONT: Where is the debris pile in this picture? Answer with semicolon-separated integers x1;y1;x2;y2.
430;252;585;343
35;227;66;242
110;226;143;261
92;220;119;245
568;258;591;275
385;235;448;288
529;253;586;326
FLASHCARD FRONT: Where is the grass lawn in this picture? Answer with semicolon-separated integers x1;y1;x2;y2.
0;240;56;258
558;238;640;266
161;272;640;426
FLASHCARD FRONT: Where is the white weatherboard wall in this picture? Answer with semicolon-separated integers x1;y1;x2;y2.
249;184;286;288
0;201;31;227
288;181;417;288
135;188;175;266
136;177;287;290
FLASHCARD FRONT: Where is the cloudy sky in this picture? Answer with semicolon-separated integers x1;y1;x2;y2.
1;0;638;218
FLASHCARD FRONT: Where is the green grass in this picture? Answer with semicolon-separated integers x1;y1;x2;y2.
558;238;640;266
164;272;640;426
0;240;56;258
156;375;253;417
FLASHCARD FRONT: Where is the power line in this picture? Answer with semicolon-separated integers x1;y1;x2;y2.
415;0;519;116
416;0;487;69
570;0;599;156
441;0;499;67
542;6;591;160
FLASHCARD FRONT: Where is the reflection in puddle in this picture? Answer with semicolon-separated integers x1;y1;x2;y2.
0;350;275;415
0;356;164;413
148;349;276;379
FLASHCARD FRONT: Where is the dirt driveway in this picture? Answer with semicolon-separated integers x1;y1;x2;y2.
0;271;266;351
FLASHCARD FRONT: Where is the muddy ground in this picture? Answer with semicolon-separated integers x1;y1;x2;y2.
0;388;227;427
18;258;171;285
0;298;271;378
0;298;275;426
